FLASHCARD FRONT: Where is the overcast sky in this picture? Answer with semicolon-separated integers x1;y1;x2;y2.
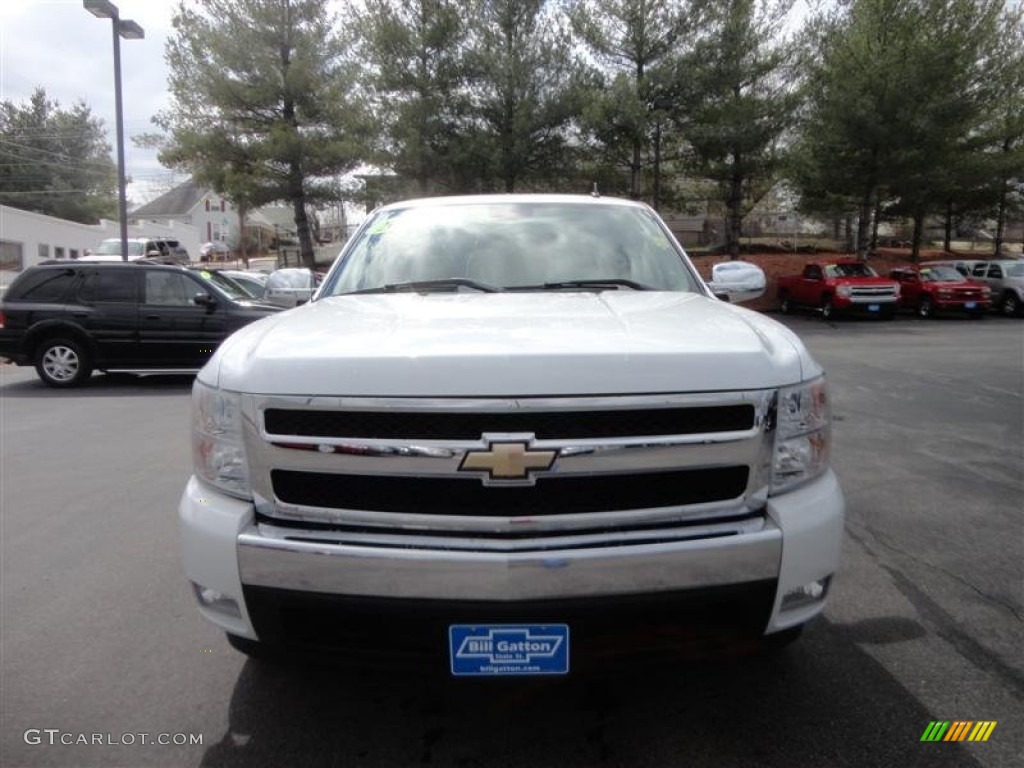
0;0;182;205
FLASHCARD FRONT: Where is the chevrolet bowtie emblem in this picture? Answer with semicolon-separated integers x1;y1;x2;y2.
459;440;557;481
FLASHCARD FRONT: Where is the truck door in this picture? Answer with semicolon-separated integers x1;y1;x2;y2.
798;264;823;304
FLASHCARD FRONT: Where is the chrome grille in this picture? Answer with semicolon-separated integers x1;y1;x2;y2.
851;286;896;297
242;392;776;544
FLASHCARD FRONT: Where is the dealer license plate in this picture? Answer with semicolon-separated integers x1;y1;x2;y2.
867;304;880;312
449;624;570;677
965;302;976;309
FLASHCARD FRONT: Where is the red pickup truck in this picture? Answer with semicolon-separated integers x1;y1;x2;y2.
889;265;991;318
777;260;900;319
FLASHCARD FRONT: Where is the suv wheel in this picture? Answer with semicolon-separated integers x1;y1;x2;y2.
1002;292;1021;317
35;337;92;387
779;292;792;314
917;296;933;318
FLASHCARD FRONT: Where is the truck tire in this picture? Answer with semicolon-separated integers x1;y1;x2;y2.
226;633;281;662
917;296;933;318
779;292;792;315
34;337;93;388
820;296;834;321
761;625;804;652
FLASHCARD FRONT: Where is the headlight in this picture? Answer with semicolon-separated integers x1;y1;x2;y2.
771;376;830;494
892;283;900;297
836;285;852;297
192;380;251;499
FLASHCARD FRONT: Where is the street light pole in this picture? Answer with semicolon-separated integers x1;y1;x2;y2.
84;1;144;262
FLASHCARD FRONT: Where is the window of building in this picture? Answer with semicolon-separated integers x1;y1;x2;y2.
69;249;79;260
0;240;24;271
205;199;210;212
38;244;50;260
55;246;65;259
220;200;225;212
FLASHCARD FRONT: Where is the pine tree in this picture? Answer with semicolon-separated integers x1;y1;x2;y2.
156;0;368;268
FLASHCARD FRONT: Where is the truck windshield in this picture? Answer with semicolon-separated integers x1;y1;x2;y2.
323;202;697;295
919;267;965;282
824;263;878;278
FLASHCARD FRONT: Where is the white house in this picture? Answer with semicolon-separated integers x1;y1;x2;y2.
130;179;239;246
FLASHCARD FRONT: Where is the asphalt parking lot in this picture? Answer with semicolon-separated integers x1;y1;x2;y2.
1;313;1021;768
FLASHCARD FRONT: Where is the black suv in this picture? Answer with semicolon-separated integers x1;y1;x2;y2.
0;262;282;387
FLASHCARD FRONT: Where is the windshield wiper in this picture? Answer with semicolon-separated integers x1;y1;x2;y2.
506;279;653;291
344;278;501;295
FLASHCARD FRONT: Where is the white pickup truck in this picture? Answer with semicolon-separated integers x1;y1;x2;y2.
180;195;843;675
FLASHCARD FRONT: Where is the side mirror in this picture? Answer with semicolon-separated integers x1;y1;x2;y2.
193;292;217;309
707;261;766;303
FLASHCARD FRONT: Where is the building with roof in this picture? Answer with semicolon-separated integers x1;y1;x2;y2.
130;179;239;247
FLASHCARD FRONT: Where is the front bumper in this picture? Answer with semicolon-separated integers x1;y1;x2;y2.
834;296;898;313
179;470;844;644
933;297;991;311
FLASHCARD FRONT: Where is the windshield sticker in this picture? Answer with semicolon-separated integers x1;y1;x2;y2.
367;216;394;235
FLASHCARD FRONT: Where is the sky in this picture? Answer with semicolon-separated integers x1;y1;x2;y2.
0;0;184;205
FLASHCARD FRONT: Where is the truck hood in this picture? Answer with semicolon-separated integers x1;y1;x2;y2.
208;292;817;396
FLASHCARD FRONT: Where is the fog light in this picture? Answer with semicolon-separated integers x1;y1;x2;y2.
192;582;242;618
781;576;831;611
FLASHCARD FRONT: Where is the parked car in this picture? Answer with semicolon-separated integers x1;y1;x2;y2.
776;259;900;319
0;262;282;387
199;241;232;262
970;260;1024;317
889;265;990;318
219;270;268;299
263;267;318;307
82;237;189;265
153;237;190;264
187;267;260;301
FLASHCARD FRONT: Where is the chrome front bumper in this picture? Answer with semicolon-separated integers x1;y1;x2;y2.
235;521;783;602
180;471;844;640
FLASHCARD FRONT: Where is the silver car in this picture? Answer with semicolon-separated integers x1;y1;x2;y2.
970;260;1024;317
263;268;317;307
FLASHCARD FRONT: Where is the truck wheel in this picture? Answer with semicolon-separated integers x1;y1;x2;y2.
917;297;933;318
779;293;792;314
820;296;834;321
761;625;804;652
226;633;281;662
1002;292;1021;317
34;337;93;388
